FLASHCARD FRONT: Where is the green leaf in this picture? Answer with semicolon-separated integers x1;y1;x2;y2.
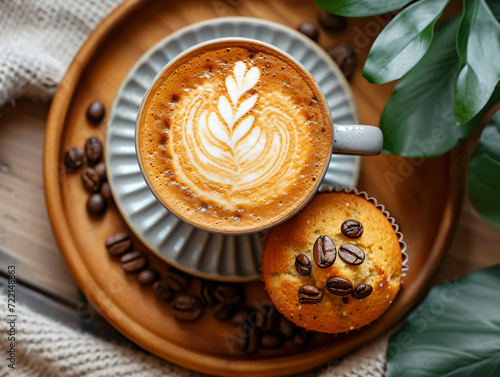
468;110;500;227
454;0;500;125
315;0;414;17
363;0;452;84
380;17;478;157
486;0;500;21
387;264;500;377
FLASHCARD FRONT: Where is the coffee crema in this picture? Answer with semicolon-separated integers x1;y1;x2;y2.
138;40;333;232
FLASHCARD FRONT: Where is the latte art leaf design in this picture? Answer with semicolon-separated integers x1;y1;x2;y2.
207;62;263;160
176;61;298;202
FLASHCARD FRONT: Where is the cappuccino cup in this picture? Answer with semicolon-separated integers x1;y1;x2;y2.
136;38;382;235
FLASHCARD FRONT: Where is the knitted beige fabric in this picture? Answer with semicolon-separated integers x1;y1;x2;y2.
0;1;388;375
0;299;206;377
319;337;388;377
0;0;122;107
0;297;387;377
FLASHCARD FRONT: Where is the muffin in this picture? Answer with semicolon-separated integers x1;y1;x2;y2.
262;189;404;334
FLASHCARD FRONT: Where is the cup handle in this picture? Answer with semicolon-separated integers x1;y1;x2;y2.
332;124;383;156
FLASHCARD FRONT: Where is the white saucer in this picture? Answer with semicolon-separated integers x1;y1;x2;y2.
105;17;361;282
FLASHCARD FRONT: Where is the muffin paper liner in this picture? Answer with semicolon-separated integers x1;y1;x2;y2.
318;185;409;276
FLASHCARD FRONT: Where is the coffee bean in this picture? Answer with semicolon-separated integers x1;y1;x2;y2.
293;328;309;347
313;235;336;268
81;168;100;192
153;280;174;302
105;232;132;256
138;269;157;286
326;43;356;79
352;284;373;300
237;324;260;353
277;317;295;339
120;250;147;273
261;332;284;348
341;219;364;238
339;244;365;265
85;137;103;165
295;254;312;276
318;10;346;31
258;303;278;331
164;268;191;291
297;22;319;41
94;162;107;181
86;193;107;217
298;284;323;304
215;283;243;306
231;307;252;326
326;276;353;296
200;280;218;306
86;101;105;124
247;310;265;329
171;295;203;321
259;303;275;319
64;147;84;172
100;182;112;201
342;296;349;304
214;302;236;322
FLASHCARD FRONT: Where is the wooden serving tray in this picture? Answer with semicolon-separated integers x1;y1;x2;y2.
44;0;464;376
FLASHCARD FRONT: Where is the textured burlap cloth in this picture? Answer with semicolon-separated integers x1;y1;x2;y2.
0;1;388;375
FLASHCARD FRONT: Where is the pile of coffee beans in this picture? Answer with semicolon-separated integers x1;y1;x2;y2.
64;101;113;217
65;136;110;217
232;304;309;353
296;11;357;80
294;219;372;304
105;231;310;353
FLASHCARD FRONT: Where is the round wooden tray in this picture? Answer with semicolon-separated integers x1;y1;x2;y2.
44;0;464;376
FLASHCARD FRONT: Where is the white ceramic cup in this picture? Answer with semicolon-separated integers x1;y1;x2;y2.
136;38;383;235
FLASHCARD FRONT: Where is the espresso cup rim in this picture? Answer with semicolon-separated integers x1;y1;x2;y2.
135;37;335;235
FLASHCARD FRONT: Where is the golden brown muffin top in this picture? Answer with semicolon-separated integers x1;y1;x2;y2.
262;191;402;333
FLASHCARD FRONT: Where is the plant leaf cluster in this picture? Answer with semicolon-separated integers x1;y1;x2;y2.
317;0;500;226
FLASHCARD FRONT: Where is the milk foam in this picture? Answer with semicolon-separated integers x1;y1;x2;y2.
138;42;333;232
170;61;301;204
